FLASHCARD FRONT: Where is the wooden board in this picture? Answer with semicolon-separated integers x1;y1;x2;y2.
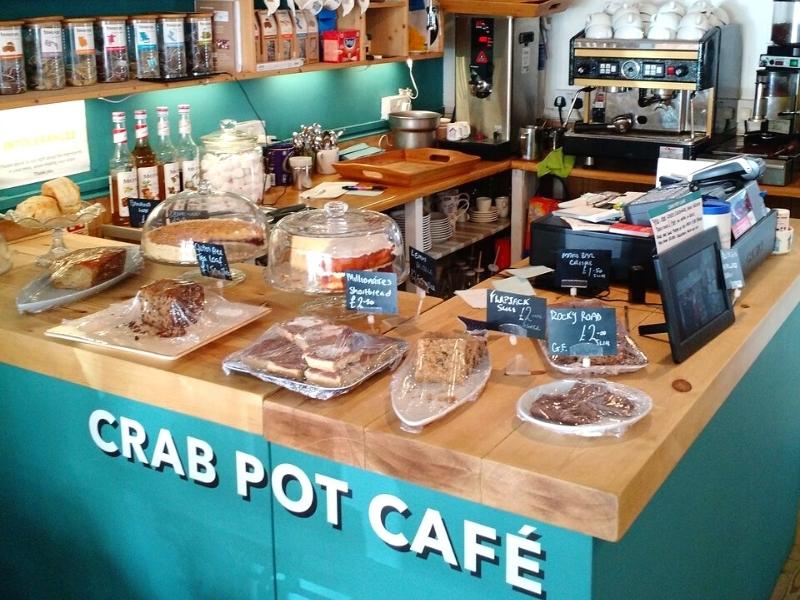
439;0;572;18
333;148;482;186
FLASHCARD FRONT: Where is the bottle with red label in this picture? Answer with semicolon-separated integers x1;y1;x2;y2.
108;112;138;226
132;109;161;201
154;106;181;198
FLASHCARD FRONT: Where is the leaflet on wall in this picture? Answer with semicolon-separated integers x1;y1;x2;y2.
0;101;91;189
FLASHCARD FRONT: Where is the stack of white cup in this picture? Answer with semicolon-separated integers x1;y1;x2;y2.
584;1;731;42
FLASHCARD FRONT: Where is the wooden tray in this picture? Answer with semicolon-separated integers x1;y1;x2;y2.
332;148;482;187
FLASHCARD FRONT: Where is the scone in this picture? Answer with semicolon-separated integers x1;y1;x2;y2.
15;195;62;221
50;247;126;290
42;177;82;214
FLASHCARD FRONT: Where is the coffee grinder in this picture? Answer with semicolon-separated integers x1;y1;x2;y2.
709;0;800;185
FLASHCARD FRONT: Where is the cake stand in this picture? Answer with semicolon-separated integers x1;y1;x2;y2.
0;203;105;267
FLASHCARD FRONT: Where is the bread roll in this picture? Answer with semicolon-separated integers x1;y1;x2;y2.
15;195;62;221
41;177;81;214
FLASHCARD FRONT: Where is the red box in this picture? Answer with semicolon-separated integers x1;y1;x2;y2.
321;29;361;63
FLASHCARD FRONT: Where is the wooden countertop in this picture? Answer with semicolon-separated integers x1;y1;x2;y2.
262;232;800;542
266;159;511;212
510;159;800;199
0;233;441;435
4;228;799;543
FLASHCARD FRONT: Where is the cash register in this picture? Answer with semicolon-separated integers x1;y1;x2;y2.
529;156;777;292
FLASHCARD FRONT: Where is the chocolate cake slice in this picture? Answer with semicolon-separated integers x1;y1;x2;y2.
137;279;205;338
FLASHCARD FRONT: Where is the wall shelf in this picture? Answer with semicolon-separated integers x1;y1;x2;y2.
0;53;443;112
427;219;510;260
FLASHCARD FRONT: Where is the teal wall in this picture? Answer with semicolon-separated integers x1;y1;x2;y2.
0;0;444;209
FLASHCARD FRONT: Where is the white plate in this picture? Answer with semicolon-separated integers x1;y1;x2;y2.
17;248;143;314
516;379;652;437
391;344;491;430
45;292;270;360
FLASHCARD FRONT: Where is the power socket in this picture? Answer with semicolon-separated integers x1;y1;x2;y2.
381;94;412;119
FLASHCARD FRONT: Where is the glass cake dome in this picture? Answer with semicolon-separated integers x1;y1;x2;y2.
141;181;269;284
266;201;407;295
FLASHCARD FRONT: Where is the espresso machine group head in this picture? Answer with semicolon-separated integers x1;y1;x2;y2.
563;25;741;166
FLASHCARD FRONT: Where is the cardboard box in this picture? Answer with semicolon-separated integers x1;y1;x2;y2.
294;11;308;61
322;29;360;63
196;0;241;72
274;9;296;61
305;11;319;64
256;10;278;63
253;11;262;62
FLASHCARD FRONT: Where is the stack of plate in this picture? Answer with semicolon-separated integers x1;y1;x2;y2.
468;206;499;223
390;209;432;251
429;211;454;243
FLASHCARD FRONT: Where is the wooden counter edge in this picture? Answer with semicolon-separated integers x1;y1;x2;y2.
1;330;266;435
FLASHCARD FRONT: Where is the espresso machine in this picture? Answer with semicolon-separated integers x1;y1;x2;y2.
563;26;741;166
438;15;541;159
708;0;800;185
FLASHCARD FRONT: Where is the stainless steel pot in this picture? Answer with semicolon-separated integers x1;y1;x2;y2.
387;110;441;149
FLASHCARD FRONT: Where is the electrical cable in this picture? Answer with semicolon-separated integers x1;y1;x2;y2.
97;95;134;103
406;58;419;100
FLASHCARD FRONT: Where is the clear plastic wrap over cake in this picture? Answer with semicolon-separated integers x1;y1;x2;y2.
391;331;491;432
516;379;653;438
222;316;409;400
17;248;143;314
44;281;269;360
539;299;648;375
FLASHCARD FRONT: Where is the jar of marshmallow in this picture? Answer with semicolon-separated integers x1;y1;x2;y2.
200;119;266;204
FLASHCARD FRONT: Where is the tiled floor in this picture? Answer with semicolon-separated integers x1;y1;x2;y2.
770;512;800;600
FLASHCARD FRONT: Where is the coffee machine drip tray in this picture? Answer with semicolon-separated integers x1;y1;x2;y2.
564;129;711;163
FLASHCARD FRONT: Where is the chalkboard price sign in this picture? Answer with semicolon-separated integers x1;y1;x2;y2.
170;209;209;222
344;271;398;315
409;247;437;293
720;248;745;290
547;307;617;356
486;289;547;338
555;249;611;289
128;198;160;228
193;242;233;281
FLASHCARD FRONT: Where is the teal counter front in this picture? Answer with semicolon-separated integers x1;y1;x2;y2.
2;234;799;599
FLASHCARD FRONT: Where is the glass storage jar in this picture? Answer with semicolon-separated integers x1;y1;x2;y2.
140;180;269;283
156;13;187;79
64;17;97;86
266;200;407;296
94;16;129;83
127;15;159;78
185;12;214;75
23;16;65;90
0;20;26;95
201;119;265;204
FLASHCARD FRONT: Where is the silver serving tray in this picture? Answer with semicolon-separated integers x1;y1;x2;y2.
17;248;143;314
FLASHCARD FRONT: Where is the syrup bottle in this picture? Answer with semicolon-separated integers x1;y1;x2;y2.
108;111;137;226
132;109;161;201
154;105;181;198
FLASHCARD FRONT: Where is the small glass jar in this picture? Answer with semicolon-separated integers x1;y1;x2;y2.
201;119;265;204
64;17;97;86
23;16;65;90
127;15;159;78
185;12;214;75
0;20;26;95
156;13;187;79
95;16;130;82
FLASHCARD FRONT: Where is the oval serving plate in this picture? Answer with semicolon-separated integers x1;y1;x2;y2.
516;378;653;438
